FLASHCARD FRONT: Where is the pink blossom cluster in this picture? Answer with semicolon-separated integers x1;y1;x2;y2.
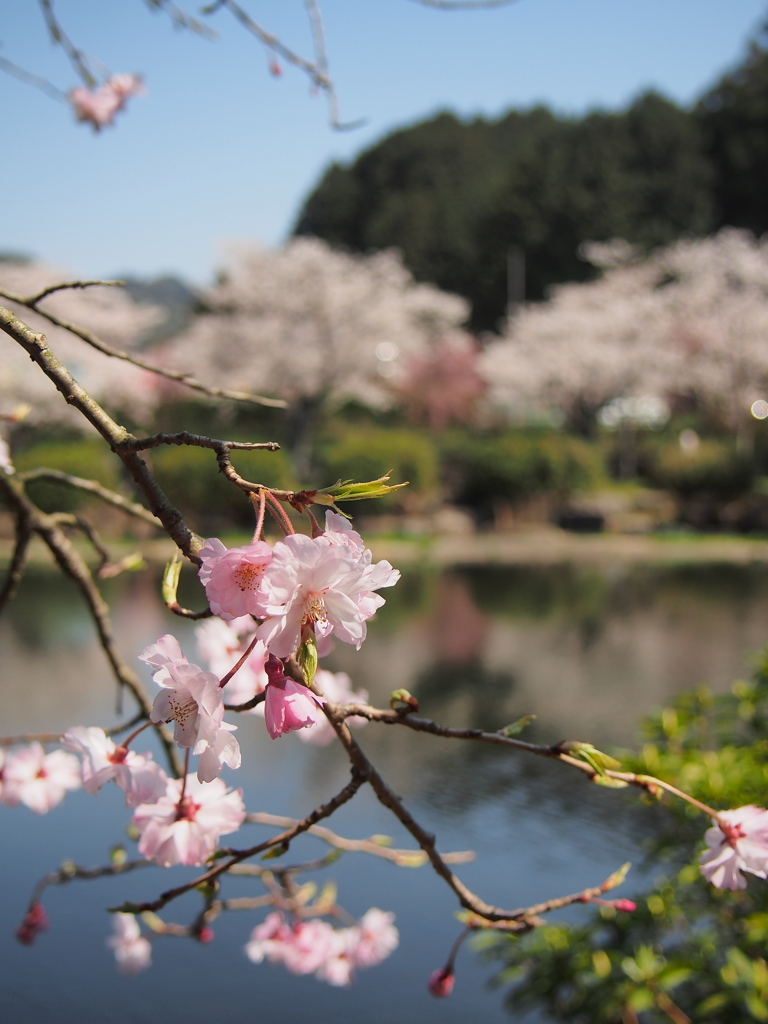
193;511;396;741
700;805;768;890
195;619;368;743
0;743;80;813
198;512;399;661
245;908;398;986
68;73;145;130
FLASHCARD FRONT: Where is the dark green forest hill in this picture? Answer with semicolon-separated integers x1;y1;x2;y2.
294;33;768;332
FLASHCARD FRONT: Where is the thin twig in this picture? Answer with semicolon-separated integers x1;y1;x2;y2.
0;518;31;614
30;857;153;907
37;0;96;85
245;811;475;866
18;469;161;526
0;286;286;408
0;55;68;101
219;0;364;130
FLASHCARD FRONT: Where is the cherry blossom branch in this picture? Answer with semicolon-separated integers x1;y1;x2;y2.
126;431;280;456
0;519;31;615
23;279;124;304
337;701;627;775
1;305;200;559
0;468;181;776
0;474;146;704
0;285;287;408
245;811;475;867
18;469;161;527
0;55;67;102
224;692;266;712
336;701;729;826
28;856;154;909
143;0;218;39
51;511;124;577
37;0;96;86
215;0;364;130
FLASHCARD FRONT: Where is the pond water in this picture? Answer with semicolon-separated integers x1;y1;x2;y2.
2;557;768;1024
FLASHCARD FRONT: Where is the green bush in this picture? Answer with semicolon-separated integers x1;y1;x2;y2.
317;426;440;511
482;650;768;1024
440;431;603;511
648;441;754;500
12;438;122;513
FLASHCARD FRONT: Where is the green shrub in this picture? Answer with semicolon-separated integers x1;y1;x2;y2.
12;439;122;513
440;431;603;510
648;440;754;500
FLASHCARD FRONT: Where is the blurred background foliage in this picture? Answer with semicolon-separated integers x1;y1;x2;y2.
477;647;768;1023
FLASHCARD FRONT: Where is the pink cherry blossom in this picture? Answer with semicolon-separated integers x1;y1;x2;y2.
140;634;240;783
195;617;268;712
1;743;81;813
323;511;400;621
349;908;399;968
263;656;325;739
107;914;152;974
245;908;398;985
246;913;338;975
68;74;145;130
197;538;273;621
133;773;245;867
315;929;357;987
62;726;167;806
700;805;768;890
256;523;397;657
297;668;368;746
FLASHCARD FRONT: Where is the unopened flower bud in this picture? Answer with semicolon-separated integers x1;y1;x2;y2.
16;902;49;945
610;899;637;912
428;966;455;998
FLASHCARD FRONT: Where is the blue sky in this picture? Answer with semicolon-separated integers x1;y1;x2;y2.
2;0;766;284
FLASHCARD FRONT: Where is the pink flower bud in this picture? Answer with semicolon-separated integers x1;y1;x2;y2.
16;902;49;945
610;899;637;913
428;966;455;998
197;926;214;944
582;895;636;912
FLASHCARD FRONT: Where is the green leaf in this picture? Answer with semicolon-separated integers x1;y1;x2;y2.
498;715;536;737
298;636;318;686
161;552;183;606
627;986;655;1011
311;472;409;514
262;842;289;860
